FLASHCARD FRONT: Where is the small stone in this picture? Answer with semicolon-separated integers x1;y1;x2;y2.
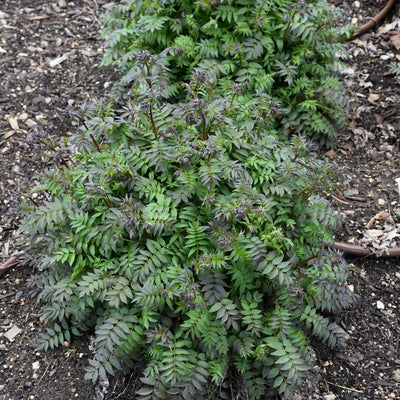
49;53;68;68
12;165;21;174
388;393;396;399
348;284;354;292
321;360;330;367
63;341;70;347
392;369;400;382
377;198;386;206
354;0;360;7
324;149;336;158
376;300;385;310
45;97;52;104
0;384;5;391
23;380;33;389
323;394;336;400
368;93;380;102
32;361;40;371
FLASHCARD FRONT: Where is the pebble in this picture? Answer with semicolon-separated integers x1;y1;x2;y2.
323;394;336;400
32;361;40;371
354;0;360;7
49;53;68;68
376;300;385;310
368;93;380;102
392;369;400;382
23;380;33;389
11;165;21;174
321;361;330;367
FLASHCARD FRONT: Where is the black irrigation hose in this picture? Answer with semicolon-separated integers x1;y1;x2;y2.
334;242;400;257
351;0;397;38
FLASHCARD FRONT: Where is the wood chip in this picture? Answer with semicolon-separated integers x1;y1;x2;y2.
343;210;356;216
25;119;37;127
4;325;22;341
3;131;15;139
25;15;50;20
8;117;19;130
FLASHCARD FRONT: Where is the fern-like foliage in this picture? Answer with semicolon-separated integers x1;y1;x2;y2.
100;0;352;147
21;49;356;399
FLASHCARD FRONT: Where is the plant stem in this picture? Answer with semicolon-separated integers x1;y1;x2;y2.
201;113;207;140
310;371;363;393
149;104;159;141
90;133;102;153
145;63;159;141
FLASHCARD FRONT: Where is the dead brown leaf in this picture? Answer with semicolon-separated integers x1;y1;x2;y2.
366;210;395;229
389;31;400;52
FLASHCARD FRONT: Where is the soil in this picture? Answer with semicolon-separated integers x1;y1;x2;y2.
0;1;400;400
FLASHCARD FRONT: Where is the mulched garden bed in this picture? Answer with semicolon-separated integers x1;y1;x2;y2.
1;1;400;399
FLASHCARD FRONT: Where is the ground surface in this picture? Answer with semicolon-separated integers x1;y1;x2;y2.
0;1;400;399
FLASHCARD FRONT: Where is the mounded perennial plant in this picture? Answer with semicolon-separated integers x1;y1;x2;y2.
101;0;352;148
19;0;357;399
20;49;355;399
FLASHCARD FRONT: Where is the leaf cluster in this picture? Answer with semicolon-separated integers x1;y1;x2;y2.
20;51;356;400
101;0;352;147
